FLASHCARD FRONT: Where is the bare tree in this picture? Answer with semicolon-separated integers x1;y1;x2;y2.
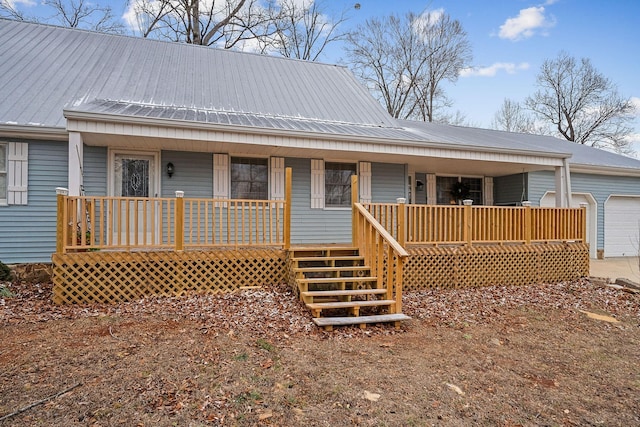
45;0;124;33
0;1;26;21
345;13;424;118
411;10;472;122
491;98;538;133
128;0;277;48
1;0;124;33
263;0;349;61
344;10;471;121
437;110;469;126
525;51;635;154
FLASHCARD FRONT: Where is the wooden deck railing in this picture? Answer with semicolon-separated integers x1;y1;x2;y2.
55;170;292;253
351;177;409;314
365;202;586;246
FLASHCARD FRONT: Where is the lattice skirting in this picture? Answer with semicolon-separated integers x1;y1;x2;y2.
52;249;287;304
402;242;589;291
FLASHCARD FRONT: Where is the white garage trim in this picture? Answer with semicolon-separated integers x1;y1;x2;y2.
540;191;597;259
604;195;640;258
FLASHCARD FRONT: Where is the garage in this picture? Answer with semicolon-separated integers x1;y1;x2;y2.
604;196;640;257
540;192;597;259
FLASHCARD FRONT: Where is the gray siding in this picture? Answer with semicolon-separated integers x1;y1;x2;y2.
83;145;107;196
527;171;555;207
287;158;351;244
494;173;527;205
0;140;67;263
161;151;213;198
528;170;640;251
287;159;407;244
372;162;406;202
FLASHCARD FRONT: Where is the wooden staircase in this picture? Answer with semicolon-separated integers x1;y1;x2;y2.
289;246;410;330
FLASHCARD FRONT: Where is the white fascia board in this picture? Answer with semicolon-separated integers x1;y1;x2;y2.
570;164;640;177
64;111;568;167
0;124;68;141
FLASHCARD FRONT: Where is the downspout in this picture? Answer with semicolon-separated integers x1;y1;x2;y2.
554;157;572;208
68;132;84;196
563;158;572;207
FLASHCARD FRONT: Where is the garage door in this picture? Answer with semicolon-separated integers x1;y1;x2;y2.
604;196;640;257
540;192;596;258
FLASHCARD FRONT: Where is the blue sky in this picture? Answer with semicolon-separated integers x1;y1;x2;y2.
5;0;640;153
334;0;640;153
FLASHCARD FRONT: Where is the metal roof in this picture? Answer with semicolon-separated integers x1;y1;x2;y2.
401;120;640;171
66;99;425;141
400;120;571;156
2;19;639;173
0;19;395;129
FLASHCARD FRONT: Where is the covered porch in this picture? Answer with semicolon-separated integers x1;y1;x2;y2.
52;172;588;327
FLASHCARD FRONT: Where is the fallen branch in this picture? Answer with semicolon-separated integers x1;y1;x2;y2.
109;326;124;341
0;382;82;422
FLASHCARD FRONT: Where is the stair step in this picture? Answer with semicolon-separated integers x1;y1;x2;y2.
312;313;411;327
292;255;364;262
301;289;387;298
290;246;359;257
298;276;377;284
294;266;370;273
306;299;395;310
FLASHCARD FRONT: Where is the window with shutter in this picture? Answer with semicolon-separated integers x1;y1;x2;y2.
0;143;6;204
213;154;229;199
6;142;28;205
358;161;371;203
310;159;324;209
269;157;285;200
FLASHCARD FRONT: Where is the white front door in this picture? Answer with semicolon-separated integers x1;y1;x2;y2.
110;151;159;245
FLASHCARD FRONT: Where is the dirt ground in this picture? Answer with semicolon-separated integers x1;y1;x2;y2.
1;279;639;426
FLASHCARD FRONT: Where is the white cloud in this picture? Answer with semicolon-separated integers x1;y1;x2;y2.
498;6;555;40
630;97;640;115
459;62;530;78
413;8;444;33
3;0;36;7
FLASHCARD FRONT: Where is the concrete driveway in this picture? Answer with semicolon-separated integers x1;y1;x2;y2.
590;256;640;282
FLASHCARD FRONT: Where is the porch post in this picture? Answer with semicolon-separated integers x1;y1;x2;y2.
463;199;473;246
522;201;532;244
175;191;184;251
284;167;292;249
68;132;83;196
55;187;69;254
396;198;406;247
554;158;572;207
579;202;588;243
351;174;359;246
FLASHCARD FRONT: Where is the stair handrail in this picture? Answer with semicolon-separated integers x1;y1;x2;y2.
353;202;409;314
354;203;409;257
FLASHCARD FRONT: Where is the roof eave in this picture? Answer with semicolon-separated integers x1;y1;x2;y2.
0;124;68;141
63;109;571;160
571;163;640;177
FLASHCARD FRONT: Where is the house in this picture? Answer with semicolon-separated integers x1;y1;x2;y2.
502;141;640;259
0;19;635;323
401;121;640;259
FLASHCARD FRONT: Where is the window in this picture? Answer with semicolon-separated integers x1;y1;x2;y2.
436;176;483;205
436;176;459;205
325;162;356;207
0;143;6;203
461;177;483;205
231;157;268;200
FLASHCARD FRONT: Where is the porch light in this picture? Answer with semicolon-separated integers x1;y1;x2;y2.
166;162;175;178
415;180;424;191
